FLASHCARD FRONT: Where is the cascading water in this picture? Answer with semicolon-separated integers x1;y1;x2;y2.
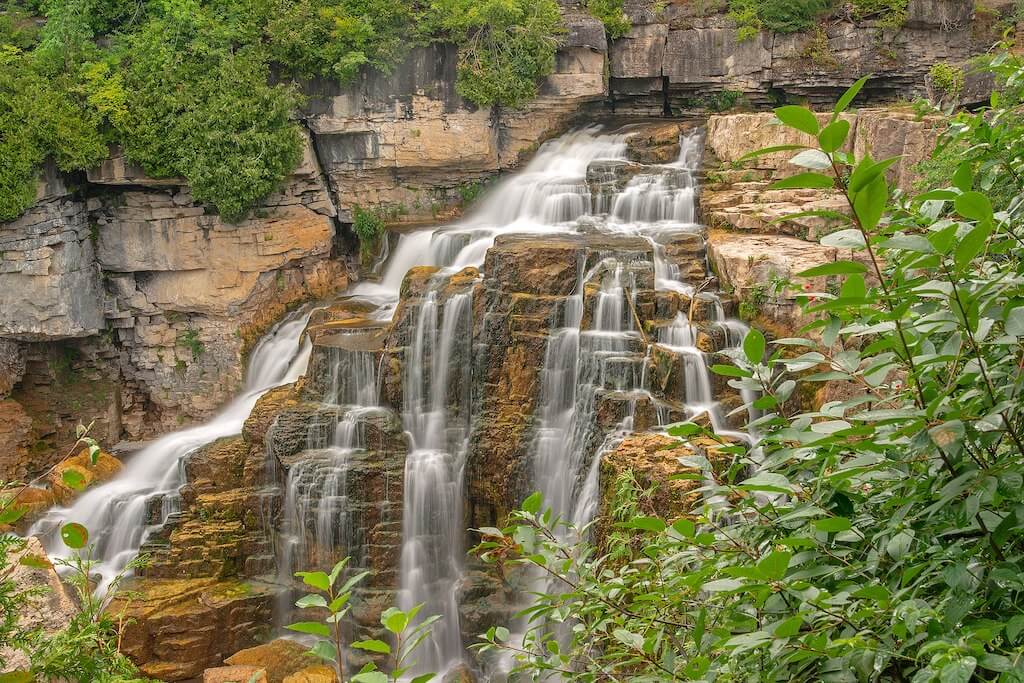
397;289;475;674
29;311;314;594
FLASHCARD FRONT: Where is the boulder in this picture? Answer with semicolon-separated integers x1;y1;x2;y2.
48;448;123;505
283;666;339;683
225;639;322;683
204;666;269;683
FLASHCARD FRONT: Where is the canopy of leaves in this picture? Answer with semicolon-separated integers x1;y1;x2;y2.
478;58;1024;681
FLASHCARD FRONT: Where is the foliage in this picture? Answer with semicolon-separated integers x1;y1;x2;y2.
0;534;33;670
29;535;150;682
476;64;1024;681
0;0;565;223
586;0;631;40
424;0;564;108
729;0;831;40
850;0;909;29
287;556;439;682
352;205;386;255
930;60;966;97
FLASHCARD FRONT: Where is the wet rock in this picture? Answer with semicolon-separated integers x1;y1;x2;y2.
225;639;322;683
48;447;123;505
484;235;585;297
624;122;687;164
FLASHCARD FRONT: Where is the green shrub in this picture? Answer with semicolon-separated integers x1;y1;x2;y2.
425;0;564;108
352;205;386;254
729;0;831;40
586;0;631;40
478;63;1024;682
929;60;966;97
850;0;909;28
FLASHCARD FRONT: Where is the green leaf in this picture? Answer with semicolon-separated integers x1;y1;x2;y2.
87;443;101;466
978;654;1011;672
954;221;993;270
774;105;820;135
60;522;88;549
61;469;87;491
521;491;542;514
818;119;850;153
839;273;866;300
738;144;808;162
757;551;792;580
813;517;852;533
351;671;387;683
834;75;870;115
619;516;667;533
852;174;887;231
774;615;803;638
295;571;330;593
0;503;27;525
295;594;328;609
796;260;867;277
743;328;765;363
613;628;645;649
768;172;835;190
952;162;973;192
410;676;436;683
671;518;696;538
352;639;392;654
329;556;349;586
710;364;752;377
702;578;744;592
939;658;976;683
286;621;332;638
1006;615;1024;644
382;607;409;635
954;191;993;221
18;554;50;569
851;585;890;602
667;422;704;437
820;228;866;249
848;156;900;193
738;472;792;493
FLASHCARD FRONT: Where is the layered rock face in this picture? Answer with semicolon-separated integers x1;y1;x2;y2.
607;0;1005;114
702;108;941;335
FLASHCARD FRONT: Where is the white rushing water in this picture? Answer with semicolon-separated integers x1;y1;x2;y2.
340;126;749;677
30;311;313;594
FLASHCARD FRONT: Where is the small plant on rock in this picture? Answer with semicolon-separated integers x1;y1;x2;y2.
287;557;439;682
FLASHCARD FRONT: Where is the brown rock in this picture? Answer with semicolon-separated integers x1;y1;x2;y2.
48;448;123;505
204;666;268;683
0;398;33;482
225;639;322;683
283;666;339;683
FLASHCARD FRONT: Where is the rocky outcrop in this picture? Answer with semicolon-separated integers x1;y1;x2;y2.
608;0;1004;114
303;19;608;226
701;107;939;344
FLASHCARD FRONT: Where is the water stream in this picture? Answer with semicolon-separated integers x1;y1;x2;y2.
29;311;314;594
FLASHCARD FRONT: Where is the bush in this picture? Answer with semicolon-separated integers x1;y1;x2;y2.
929;60;966;97
729;0;831;40
424;0;564;108
586;0;631;40
352;205;386;254
477;62;1024;681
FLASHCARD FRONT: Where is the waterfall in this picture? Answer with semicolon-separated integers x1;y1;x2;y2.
397;289;475;674
29;310;314;594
